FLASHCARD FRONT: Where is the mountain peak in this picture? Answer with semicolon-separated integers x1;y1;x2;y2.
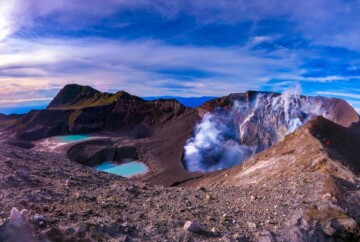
48;84;101;108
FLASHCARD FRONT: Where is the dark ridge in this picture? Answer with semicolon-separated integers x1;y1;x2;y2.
47;84;101;108
246;90;280;98
199;91;281;111
0;84;187;141
308;116;360;174
320;98;360;127
170;175;204;187
114;91;145;102
143;96;218;108
0;113;22;120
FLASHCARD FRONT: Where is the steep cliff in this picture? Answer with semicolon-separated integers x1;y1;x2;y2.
184;91;360;172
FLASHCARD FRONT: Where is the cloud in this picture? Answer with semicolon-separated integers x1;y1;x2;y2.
0;37;300;99
0;97;52;105
1;36;359;109
0;1;27;41
1;0;360;112
316;91;360;100
250;36;275;46
1;1;360;48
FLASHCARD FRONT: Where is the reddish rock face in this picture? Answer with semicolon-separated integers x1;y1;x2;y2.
199;91;359;128
320;98;360;127
184;91;360;172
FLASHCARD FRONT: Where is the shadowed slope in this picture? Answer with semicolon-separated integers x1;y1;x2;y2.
48;84;101;108
1;84;188;141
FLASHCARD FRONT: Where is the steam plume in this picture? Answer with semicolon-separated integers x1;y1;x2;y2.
184;86;328;172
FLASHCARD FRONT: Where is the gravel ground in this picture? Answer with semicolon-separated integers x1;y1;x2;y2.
0;142;359;241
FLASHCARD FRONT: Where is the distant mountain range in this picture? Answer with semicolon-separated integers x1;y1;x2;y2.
0;96;217;115
0;105;48;115
143;96;218;108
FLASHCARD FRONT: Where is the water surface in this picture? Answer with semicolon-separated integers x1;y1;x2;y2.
95;161;148;177
53;134;92;143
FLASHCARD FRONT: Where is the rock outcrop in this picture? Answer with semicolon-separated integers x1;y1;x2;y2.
183;91;360;172
47;84;102;108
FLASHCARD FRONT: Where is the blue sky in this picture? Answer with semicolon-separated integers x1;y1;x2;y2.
1;0;360;113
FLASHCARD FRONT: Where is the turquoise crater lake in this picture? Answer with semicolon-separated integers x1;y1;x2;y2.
53;134;92;143
95;161;148;178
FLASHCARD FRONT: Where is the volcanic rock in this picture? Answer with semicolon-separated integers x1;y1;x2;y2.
32;214;49;226
9;208;26;228
4;138;35;149
0;208;36;242
183;221;204;233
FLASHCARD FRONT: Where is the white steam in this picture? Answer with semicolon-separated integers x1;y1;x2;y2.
184;86;329;172
184;112;256;172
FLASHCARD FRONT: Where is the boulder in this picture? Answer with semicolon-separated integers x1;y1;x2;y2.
183;221;204;233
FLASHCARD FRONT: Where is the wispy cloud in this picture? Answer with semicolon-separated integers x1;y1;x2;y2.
1;1;360;48
1;0;360;111
0;97;53;104
0;37;300;98
316;91;360;100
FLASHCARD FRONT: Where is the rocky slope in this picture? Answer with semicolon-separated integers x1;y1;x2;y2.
183;116;360;240
0;114;22;129
0;117;359;241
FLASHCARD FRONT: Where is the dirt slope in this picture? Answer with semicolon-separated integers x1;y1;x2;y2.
183;117;360;240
